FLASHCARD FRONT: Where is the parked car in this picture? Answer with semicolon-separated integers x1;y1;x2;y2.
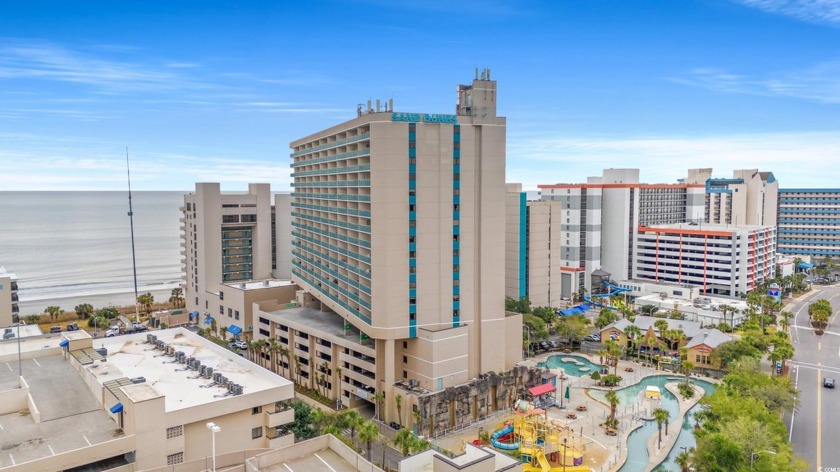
3;328;14;340
50;326;62;333
584;334;601;342
66;323;79;332
539;341;550;351
548;340;560;350
229;340;247;350
825;378;836;389
105;328;119;337
389;422;402;430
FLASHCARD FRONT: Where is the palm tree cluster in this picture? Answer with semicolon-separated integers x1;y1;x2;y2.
808;298;832;333
290;401;384;462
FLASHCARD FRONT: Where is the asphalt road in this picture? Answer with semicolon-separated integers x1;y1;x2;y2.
785;284;840;472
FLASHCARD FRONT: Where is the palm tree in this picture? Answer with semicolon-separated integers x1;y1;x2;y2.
676;448;693;472
137;293;155;315
268;339;281;374
681;360;694;386
606;340;622;376
74;303;94;320
392;429;417;457
653;407;670;449
45;305;61;323
597;348;608;372
372;391;385;421
340;409;364;446
278;345;290;377
605;388;619;428
220;326;228;342
358;420;379;461
169;287;184;308
293;355;301;385
624;325;642;359
395;394;403;427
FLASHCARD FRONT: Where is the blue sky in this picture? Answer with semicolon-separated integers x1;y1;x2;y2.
1;0;839;191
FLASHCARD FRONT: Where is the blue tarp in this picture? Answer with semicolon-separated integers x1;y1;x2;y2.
227;325;243;336
559;309;576;316
798;262;816;269
110;403;123;414
189;311;199;320
204;316;214;326
577;304;592;311
59;339;69;347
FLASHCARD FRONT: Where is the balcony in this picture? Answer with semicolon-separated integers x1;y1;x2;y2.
265;403;295;428
267;427;295;448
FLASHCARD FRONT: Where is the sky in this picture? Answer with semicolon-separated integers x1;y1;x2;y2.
1;0;839;191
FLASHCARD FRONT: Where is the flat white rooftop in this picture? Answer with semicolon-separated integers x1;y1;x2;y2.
1;324;43;338
226;279;295;291
90;328;292;411
644;222;768;232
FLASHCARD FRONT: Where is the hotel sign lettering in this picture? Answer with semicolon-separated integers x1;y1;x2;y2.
392;112;458;124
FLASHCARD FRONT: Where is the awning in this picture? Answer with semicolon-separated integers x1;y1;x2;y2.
559;309;576;316
59;339;70;348
227;325;243;335
189;311;199;320
578;304;592;311
109;402;124;414
797;262;815;269
204;316;214;325
528;383;556;397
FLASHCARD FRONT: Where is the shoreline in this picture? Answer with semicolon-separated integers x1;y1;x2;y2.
17;286;181;316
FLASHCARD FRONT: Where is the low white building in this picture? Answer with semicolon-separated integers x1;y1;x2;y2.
0;327;295;471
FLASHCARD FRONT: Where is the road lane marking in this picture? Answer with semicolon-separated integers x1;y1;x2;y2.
789;366;799;442
83;435;91;446
315;453;338;472
5;363;11;372
817;368;822;472
283;463;294;472
8;454;14;465
32;358;40;367
48;445;54;456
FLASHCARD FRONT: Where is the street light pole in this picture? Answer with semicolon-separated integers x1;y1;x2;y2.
16;322;21;379
207;422;221;472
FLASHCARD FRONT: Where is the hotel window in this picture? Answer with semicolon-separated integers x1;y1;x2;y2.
235;310;240;320
252;406;263;415
219;305;224;314
167;452;184;465
252;427;263;439
219;291;224;300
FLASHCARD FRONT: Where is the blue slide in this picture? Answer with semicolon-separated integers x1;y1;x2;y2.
490;424;519;450
583;281;632;309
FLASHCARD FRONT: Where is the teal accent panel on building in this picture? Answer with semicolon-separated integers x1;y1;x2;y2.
518;192;527;298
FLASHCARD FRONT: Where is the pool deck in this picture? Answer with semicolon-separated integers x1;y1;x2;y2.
520;351;719;472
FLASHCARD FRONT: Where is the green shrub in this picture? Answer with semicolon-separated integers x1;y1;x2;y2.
590;371;601;380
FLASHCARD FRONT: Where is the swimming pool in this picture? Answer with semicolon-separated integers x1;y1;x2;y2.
538;354;603;377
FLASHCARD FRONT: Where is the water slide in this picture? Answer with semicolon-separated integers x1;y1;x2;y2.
583;281;632;309
490;424;519;450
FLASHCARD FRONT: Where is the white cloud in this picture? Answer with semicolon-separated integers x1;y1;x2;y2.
737;0;840;25
669;61;840;104
0;42;198;92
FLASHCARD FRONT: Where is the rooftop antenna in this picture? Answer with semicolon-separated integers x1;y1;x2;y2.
126;148;140;324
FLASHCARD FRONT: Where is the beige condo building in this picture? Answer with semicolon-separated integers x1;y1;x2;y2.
182;183;293;336
275;69;522;424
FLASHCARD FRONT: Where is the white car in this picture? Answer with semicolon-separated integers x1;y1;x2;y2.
229;341;247;350
105;328;119;337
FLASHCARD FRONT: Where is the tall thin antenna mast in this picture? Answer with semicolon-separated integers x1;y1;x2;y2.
126;147;140;324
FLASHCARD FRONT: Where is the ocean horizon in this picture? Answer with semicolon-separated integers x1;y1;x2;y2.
0;191;185;316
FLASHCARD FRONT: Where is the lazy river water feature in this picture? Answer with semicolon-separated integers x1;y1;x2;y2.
589;375;717;472
651;379;718;472
538;354;603;376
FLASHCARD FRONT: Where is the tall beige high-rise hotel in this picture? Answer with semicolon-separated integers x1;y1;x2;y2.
288;69;521;409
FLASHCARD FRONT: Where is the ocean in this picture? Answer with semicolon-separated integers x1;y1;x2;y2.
0;191;184;316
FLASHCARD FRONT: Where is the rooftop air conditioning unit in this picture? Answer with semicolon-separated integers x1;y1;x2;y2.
184;356;194;366
409;379;419;388
199;365;207;376
146;334;156;344
204;367;214;379
234;384;243;395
